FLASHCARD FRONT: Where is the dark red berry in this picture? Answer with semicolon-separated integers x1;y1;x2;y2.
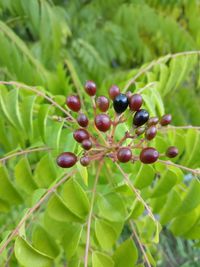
73;129;90;143
166;146;178;158
129;94;143;111
113;94;129;114
147;117;159;126
95;114;111;132
133;109;149;127
77;114;89;128
145;126;157;140
117;147;132;163
82;139;92;150
135;127;145;136
57;152;77;168
80;156;90;166
108;85;120;100
126;91;132;100
96;96;109;112
66;95;81;112
85;80;96;96
140;147;159;164
160;114;172;126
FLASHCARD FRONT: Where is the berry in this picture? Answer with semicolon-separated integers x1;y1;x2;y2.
57;152;77;168
140;147;159;164
82;139;92;150
95;114;111;132
166;146;178;158
135;127;145;136
66;95;81;112
108;85;120;100
117;147;132;163
129;94;143;111
77;114;89;128
96;96;109;112
80;156;90;166
85;80;96;96
133;109;149;127
147;117;159;126
145;126;157;140
113;94;129;113
73;129;89;143
126;91;132;100
160;114;172;126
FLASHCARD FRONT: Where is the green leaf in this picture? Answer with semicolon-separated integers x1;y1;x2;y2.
134;164;155;189
38;104;53;142
92;251;114;267
14;237;53;267
113;238;138;267
77;161;88;186
46;120;64;151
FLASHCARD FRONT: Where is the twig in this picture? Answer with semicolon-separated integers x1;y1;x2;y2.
0;170;76;255
84;160;103;267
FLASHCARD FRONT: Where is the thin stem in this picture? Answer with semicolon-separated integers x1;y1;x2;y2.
84;160;103;267
0;170;76;255
137;82;157;94
115;162;156;222
0;147;51;163
163;125;200;130
130;221;151;267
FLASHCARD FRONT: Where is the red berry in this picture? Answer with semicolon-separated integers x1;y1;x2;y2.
57;152;77;168
129;94;143;111
80;156;90;166
140;147;159;164
133;109;149;127
147;117;159;126
126;91;132;100
77;114;89;128
145;126;157;140
117;147;132;163
160;114;172;126
96;96;109;112
85;80;96;96
108;85;120;100
66;95;81;112
73;129;90;143
166;146;178;158
82;139;92;150
95;114;111;132
135;127;145;136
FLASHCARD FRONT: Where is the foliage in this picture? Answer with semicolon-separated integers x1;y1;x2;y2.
0;0;199;266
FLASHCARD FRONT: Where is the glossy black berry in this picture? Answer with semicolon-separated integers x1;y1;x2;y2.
80;156;90;166
66;95;81;112
160;114;172;126
77;114;89;128
85;80;96;96
96;96;109;112
166;146;178;158
129;94;143;111
145;126;157;140
108;85;120;100
140;147;159;164
95;114;111;132
147;117;159;126
133;109;149;127
117;147;132;163
113;94;129;114
57;152;77;168
73;129;90;143
82;139;92;150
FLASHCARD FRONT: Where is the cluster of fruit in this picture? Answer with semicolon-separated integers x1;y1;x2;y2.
56;81;178;168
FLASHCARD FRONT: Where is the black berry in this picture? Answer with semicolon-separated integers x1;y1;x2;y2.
108;85;120;100
82;139;92;150
77;114;89;128
96;96;109;112
140;147;159;164
166;146;178;158
80;156;90;166
145;126;157;140
85;80;96;96
129;94;143;111
117;147;132;163
66;95;81;112
73;129;90;143
113;94;129;114
147;117;159;126
95;114;111;132
133;109;149;127
57;152;77;168
160;114;172;126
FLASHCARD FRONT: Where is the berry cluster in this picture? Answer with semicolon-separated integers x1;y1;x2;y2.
57;81;178;168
